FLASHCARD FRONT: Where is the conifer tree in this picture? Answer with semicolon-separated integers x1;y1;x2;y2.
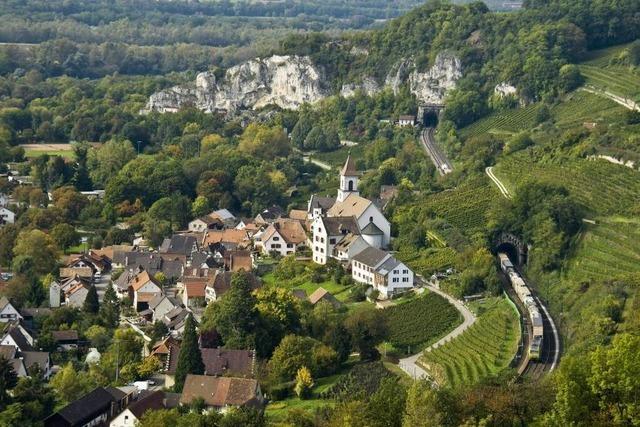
174;314;204;392
83;285;99;314
99;285;120;328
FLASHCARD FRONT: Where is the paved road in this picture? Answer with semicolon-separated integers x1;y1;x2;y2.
94;273;112;301
420;128;453;175
399;280;477;380
485;166;512;199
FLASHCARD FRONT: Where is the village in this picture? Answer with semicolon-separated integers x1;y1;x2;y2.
0;156;417;425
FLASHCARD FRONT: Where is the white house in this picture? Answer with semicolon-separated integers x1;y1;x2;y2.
0;207;15;225
255;218;307;257
109;391;168;427
149;295;182;323
397;115;416;126
333;233;369;262
65;284;89;308
130;270;163;311
311;216;361;265
0;297;21;323
351;246;414;299
327;193;390;248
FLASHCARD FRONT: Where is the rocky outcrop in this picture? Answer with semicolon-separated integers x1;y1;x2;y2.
494;82;517;98
407;52;462;105
144;51;462;115
143;55;329;114
340;77;380;98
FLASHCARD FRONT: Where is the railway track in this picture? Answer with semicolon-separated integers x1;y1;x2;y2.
521;296;559;379
420;128;453;175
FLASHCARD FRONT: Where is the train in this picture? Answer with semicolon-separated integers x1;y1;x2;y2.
498;253;543;360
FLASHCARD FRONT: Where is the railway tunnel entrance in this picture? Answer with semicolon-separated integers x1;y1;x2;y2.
494;233;528;266
417;103;444;127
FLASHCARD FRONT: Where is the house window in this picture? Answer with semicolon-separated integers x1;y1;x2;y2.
402;277;409;282
321;237;325;243
369;216;373;223
273;236;280;241
348;180;354;191
403;269;408;274
329;238;336;244
320;248;324;253
393;278;398;283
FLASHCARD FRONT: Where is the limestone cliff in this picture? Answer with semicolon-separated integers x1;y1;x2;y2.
144;51;462;115
143;55;329;114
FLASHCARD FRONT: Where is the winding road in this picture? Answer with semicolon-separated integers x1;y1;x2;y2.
420;128;453;175
399;280;476;380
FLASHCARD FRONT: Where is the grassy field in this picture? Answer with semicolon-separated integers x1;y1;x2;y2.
310;142;367;168
566;217;640;283
493;154;640;216
384;292;463;353
265;373;342;422
261;272;354;303
419;297;520;387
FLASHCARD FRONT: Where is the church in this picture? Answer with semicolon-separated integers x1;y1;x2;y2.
307;155;414;299
308;155;391;265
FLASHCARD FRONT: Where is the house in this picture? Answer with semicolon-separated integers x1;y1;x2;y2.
159;235;199;258
307;195;336;220
179;375;264;413
129;270;163;311
333;233;369;263
149;336;180;369
181;279;207;308
351;246;414;299
44;387;128;427
188;215;224;233
65;283;90;308
165;348;255;388
0;207;15;224
0;296;21;323
210;209;237;227
205;271;260;303
97;245;135;269
59;267;94;280
162;307;191;334
52;330;80;350
397;115;416;126
109;391;176;427
223;250;253;272
311;216;361;265
308;287;342;309
1;323;35;351
19;307;52;329
66;252;111;275
288;209;308;222
20;350;52;378
202;229;250;249
255;218;308;257
254;205;284;225
118;252;184;281
149;295;182;323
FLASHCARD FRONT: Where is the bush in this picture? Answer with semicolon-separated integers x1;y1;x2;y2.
268;381;294;401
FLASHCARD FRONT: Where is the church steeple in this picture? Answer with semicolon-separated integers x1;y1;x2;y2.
337;155;359;202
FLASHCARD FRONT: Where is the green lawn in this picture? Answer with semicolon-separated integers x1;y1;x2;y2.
419;297;520;387
310;143;368;168
24;149;75;158
262;272;354;303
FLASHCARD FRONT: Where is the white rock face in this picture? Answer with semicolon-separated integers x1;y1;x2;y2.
408;52;462;105
143;55;329;114
340;76;380;98
495;82;518;98
144;52;462;115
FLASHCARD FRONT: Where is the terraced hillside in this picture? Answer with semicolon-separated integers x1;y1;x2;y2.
493;154;640;216
460;91;624;139
567;217;640;283
579;43;640;103
419;298;520;387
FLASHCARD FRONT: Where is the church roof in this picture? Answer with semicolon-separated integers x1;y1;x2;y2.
361;221;384;235
341;155;358;176
327;193;372;218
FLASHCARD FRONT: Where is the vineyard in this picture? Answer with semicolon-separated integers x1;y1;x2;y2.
566;217;640;283
384;292;462;351
418;175;501;231
398;247;458;277
460;104;539;139
460;91;623;140
580;65;640;102
493;155;640;216
419;298;520;387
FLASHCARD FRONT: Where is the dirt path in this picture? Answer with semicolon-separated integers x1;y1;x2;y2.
486;166;512;199
398;281;477;380
580;86;640;112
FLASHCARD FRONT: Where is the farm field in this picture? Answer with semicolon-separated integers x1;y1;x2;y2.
383;292;463;353
460;104;538;139
419;297;520;387
566;217;640;284
493;155;640;216
21;143;75;159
